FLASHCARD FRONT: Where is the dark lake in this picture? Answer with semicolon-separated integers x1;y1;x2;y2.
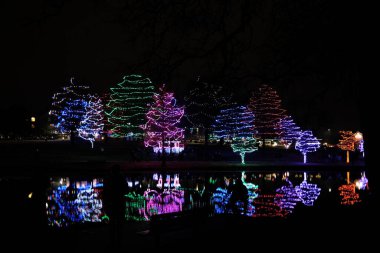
1;167;375;249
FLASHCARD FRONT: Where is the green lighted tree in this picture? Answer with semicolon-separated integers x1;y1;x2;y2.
106;74;155;139
231;137;258;164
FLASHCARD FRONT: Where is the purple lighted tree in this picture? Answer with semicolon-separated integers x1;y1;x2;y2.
278;116;301;148
141;85;184;164
295;130;320;163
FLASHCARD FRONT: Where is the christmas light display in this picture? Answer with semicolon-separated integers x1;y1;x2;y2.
125;192;147;221
277;115;301;148
141;85;184;154
211;105;254;141
337;131;356;164
124;189;185;221
355;172;368;190
275;179;300;213
338;184;361;206
295;130;320;163
241;171;259;190
248;84;286;142
78;95;104;148
211;186;257;216
231;137;258;164
253;194;288;218
50;78;90;134
46;178;106;227
184;77;232;143
358;140;364;157
295;172;321;206
106;74;154;138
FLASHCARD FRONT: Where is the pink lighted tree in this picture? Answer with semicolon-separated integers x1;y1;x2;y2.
141;85;184;164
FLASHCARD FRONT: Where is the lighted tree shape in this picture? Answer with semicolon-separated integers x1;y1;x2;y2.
184;77;232;144
295;130;320;163
106;74;154;139
141;85;184;159
338;184;361;206
295;172;321;206
275;179;300;213
212;105;254;141
50;77;90;134
278;115;301;148
78;95;104;148
337;131;355;164
231;137;258;164
248;84;286;144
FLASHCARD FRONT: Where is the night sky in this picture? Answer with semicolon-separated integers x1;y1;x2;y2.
1;1;366;132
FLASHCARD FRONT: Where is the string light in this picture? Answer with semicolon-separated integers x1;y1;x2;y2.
277;115;301;148
253;193;288;218
46;178;105;227
78;95;104;148
231;137;258;164
106;74;154;138
50;78;90;134
338;184;361;206
275;179;300;213
248;84;286;141
184;78;232;142
125;189;185;221
295;130;320;163
141;84;184;154
295;172;321;206
337;131;356;164
212;105;254;141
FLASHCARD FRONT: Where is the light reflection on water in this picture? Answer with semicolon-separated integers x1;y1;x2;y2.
46;170;369;226
46;178;107;227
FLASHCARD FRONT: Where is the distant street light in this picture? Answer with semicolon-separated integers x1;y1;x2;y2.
31;117;36;123
354;132;363;141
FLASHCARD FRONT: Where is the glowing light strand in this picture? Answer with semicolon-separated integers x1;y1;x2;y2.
78;95;104;148
295;172;321;206
106;74;154;138
277;115;301;148
46;178;105;227
141;84;185;154
50;78;90;134
337;131;356;163
248;84;286;140
212;105;254;141
295;130;320;163
184;78;232;142
231;137;258;164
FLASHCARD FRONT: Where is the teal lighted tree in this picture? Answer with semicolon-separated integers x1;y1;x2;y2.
106;74;155;139
231;137;258;164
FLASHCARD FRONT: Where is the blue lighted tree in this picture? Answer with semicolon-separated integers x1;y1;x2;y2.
212;105;254;141
78;95;104;148
50;78;90;135
295;130;320;163
278;116;301;148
